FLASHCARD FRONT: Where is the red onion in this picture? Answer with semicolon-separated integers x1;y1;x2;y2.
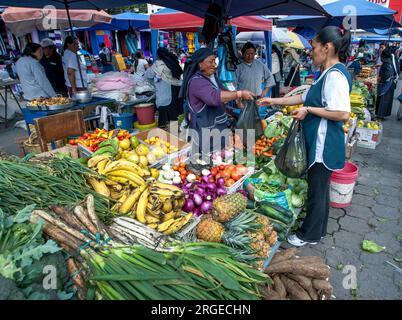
193;207;202;217
200;176;210;184
216;187;227;197
216;177;225;187
200;201;212;213
182;199;195;212
193;193;203;206
206;183;216;192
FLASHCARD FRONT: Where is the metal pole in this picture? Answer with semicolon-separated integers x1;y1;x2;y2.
64;0;86;91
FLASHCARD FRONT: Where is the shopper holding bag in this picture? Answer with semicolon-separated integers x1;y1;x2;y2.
257;26;352;247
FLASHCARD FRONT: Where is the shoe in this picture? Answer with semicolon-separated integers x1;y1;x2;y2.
287;234;318;247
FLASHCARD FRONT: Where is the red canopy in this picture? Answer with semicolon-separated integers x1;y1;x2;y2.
150;11;272;32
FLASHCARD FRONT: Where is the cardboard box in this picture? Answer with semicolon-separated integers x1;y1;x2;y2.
356;123;383;149
33;145;79;159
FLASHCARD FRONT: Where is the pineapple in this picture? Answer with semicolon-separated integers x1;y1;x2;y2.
196;217;251;249
225;211;261;233
213;193;247;222
256;242;271;258
247;231;265;243
256;214;274;238
267;230;278;246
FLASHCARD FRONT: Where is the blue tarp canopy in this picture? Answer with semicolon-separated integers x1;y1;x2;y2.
73;12;149;31
277;0;399;31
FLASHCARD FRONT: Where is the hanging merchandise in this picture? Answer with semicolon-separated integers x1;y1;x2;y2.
186;32;195;54
202;3;224;45
194;32;200;51
177;32;183;50
217;26;240;90
168;32;176;50
125;29;138;55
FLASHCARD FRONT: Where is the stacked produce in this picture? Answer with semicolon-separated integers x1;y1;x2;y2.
84;242;271;300
144;135;179;154
358;67;373;79
262;248;333;300
357;120;380;130
0;205;74;300
0;158;113;223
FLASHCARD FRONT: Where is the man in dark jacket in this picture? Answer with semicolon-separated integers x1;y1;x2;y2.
40;38;67;96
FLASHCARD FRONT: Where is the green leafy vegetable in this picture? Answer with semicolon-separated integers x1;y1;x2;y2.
362;240;386;253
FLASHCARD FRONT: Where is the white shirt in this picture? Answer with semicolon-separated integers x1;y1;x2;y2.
302;66;350;165
62;49;88;88
135;58;148;77
15;56;56;100
272;52;280;75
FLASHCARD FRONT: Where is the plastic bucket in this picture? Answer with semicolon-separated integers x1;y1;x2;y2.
329;162;359;208
113;113;134;130
135;103;155;125
134;121;157;131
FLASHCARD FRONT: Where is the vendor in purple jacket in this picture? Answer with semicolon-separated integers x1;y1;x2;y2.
180;48;254;158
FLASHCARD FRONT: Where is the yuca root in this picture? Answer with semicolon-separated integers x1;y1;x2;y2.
286;273;319;300
261;285;283;300
272;275;287;299
66;258;87;300
265;260;331;280
312;279;333;300
270;248;298;265
280;275;311;300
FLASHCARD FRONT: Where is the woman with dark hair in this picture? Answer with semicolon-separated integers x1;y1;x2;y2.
62;36;87;96
258;26;352;247
145;47;183;128
180;48;254;157
15;42;56;100
375;45;399;120
132;50;149;78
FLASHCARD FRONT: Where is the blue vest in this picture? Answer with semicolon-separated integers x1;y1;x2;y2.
302;63;352;170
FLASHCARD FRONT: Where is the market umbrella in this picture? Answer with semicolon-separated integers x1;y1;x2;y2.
284;31;312;49
1;7;112;36
236;28;293;44
72;12;150;31
277;0;399;31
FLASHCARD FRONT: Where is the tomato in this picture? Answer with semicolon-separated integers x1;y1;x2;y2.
215;173;222;180
210;167;218;176
178;167;187;175
221;170;231;180
235;165;248;176
68;139;76;145
179;162;186;168
180;174;187;181
226;164;236;173
172;165;179;171
117;136;124;141
83;132;90;139
225;179;235;187
231;171;242;182
219;164;225;171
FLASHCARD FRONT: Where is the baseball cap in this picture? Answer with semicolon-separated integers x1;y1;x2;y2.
40;38;54;48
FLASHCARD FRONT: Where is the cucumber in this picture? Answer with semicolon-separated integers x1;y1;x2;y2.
257;205;292;225
260;201;294;219
247;199;257;209
277;231;287;241
272;221;288;234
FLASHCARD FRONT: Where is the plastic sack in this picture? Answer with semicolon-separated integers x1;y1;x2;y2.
274;119;307;178
235;100;263;147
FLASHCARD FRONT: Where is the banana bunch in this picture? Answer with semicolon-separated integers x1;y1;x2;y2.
350;93;365;107
128;182;191;235
91;138;119;157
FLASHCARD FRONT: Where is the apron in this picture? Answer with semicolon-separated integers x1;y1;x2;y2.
187;73;229;156
302;63;352;170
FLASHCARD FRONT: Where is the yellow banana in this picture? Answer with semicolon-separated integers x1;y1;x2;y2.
164;213;193;235
119;187;145;214
147;223;158;229
97;159;110;174
162;200;173;213
145;215;160;224
110;189;125;200
157;218;177;232
87;178;110;197
104;179;119;186
146;207;163;218
136;187;150;223
152;182;183;193
162;211;176;222
87;155;110;168
112;184;123;192
149;187;178;197
108;170;146;187
103;160;145;176
108;176;130;185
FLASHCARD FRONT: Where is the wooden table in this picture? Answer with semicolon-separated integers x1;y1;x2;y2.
0;79;23;128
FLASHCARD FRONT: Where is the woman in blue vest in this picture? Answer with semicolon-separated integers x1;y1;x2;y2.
180;48;254;159
257;26;352;247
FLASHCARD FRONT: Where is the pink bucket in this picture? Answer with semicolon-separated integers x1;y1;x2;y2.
329;162;359;208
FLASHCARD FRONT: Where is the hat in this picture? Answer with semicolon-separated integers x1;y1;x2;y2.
40;38;54;48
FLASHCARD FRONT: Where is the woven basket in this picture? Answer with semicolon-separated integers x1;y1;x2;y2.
23;131;64;154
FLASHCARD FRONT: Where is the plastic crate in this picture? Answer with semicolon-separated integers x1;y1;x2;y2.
356;123;383;149
226;167;255;194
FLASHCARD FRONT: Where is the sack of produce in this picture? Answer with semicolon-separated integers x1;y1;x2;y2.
274;120;307;178
236;99;263;147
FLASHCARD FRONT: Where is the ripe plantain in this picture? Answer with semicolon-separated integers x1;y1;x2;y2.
136;187;150;223
157;218;177;232
162;211;176;222
87;178;110;197
119;187;145;214
145;215;160;224
164;213;193;235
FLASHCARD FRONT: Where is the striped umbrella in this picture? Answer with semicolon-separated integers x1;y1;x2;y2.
284;30;312;49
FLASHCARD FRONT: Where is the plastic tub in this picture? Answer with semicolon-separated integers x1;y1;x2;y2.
135;103;155;125
329;162;359;208
113;113;134;130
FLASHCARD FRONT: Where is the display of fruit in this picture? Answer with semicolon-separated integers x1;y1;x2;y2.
357;120;380;130
144;136;179;154
281;104;302;115
210;163;249;187
252;135;286;158
212;192;247;222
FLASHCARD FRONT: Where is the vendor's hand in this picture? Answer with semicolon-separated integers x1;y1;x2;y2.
256;97;274;106
291;107;309;120
241;90;254;101
236;99;245;109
